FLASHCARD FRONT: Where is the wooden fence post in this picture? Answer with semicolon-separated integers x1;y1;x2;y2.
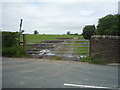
23;34;26;52
18;19;23;46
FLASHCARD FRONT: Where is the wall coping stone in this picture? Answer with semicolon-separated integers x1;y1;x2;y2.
91;35;120;39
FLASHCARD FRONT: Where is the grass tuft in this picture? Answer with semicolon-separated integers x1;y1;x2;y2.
80;53;107;64
50;56;62;60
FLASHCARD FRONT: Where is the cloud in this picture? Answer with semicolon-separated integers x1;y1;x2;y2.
1;1;118;34
2;0;119;2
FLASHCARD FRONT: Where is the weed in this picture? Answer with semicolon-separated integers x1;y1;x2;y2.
50;56;62;60
80;53;107;64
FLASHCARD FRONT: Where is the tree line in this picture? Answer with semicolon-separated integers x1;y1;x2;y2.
82;14;120;40
33;14;119;38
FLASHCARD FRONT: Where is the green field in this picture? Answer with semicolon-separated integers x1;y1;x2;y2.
21;34;81;43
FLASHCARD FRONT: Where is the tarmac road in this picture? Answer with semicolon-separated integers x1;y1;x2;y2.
2;57;119;89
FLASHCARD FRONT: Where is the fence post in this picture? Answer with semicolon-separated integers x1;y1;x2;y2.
23;34;26;52
18;19;23;46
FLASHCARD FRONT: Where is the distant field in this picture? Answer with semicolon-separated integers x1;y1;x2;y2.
21;34;82;43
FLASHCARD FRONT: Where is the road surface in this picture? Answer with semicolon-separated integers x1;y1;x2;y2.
2;57;119;89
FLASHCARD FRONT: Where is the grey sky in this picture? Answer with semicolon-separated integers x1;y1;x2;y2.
1;0;119;34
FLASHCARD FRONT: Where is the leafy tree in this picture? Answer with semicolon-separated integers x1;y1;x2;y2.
21;30;24;33
34;30;39;34
82;25;96;40
67;31;71;35
96;14;120;35
118;15;120;35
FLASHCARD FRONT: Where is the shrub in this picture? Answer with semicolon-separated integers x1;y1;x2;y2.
80;53;107;64
2;31;28;57
82;25;96;40
2;46;27;57
2;32;19;47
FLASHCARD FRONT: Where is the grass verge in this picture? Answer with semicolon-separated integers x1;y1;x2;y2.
2;46;28;57
80;53;108;65
50;56;62;60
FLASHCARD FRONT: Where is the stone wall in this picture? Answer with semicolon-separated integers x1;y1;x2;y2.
90;35;120;63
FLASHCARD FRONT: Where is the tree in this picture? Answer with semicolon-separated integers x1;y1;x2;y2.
21;30;24;33
82;25;96;40
67;31;71;35
96;14;120;35
34;30;39;34
74;33;79;35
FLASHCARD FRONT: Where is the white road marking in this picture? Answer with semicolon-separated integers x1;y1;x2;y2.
64;83;111;89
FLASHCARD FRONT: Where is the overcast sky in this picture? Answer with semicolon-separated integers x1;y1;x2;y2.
1;0;119;34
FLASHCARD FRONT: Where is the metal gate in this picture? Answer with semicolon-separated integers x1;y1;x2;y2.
26;37;89;60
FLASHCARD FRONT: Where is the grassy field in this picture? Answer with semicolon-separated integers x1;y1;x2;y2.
21;34;80;43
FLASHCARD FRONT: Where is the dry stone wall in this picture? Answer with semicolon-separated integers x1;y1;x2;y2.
90;35;120;63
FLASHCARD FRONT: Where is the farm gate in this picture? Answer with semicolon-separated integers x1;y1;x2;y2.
24;35;89;60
